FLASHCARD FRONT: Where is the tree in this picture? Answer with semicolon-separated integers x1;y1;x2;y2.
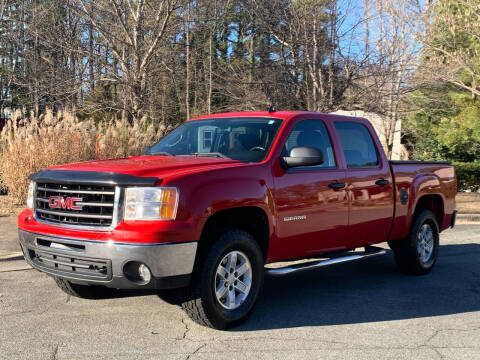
406;0;480;162
348;0;420;158
73;0;181;122
0;0;431;145
405;85;480;162
420;0;480;99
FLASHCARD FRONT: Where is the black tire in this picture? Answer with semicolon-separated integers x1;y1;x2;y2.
54;277;116;299
390;210;439;275
181;229;264;330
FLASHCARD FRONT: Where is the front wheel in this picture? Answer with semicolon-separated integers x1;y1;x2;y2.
181;229;264;330
390;210;439;275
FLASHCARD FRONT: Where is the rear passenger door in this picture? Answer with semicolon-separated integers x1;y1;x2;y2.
333;120;394;248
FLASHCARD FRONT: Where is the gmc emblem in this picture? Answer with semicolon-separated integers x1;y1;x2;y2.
48;196;83;211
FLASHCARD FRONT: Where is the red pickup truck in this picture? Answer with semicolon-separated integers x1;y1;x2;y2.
18;111;457;329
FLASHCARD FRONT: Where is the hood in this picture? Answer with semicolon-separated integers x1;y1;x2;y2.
49;155;244;180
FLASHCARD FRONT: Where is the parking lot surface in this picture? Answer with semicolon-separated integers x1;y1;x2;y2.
1;220;479;359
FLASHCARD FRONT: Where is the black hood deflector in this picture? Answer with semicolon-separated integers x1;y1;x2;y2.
29;169;159;187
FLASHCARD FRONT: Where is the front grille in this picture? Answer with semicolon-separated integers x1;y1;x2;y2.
28;248;112;281
34;183;117;228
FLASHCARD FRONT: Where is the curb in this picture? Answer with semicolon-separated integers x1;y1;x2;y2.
0;261;31;272
456;213;480;223
0;251;24;262
0;251;30;272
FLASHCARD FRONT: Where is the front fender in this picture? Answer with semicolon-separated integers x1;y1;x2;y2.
163;165;275;243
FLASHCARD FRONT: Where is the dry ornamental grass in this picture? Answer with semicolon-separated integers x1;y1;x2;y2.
0;109;173;203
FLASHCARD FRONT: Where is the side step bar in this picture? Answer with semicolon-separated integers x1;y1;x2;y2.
266;246;387;276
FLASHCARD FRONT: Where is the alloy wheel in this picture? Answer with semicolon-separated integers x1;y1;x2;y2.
214;250;252;310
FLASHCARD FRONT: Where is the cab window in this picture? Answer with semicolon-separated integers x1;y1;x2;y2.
334;122;379;168
283;119;336;168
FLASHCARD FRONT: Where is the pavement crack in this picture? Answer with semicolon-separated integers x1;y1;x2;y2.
50;344;59;360
2;310;35;317
185;343;206;360
179;318;190;340
424;326;480;345
423;329;442;346
432;348;445;360
418;326;480;356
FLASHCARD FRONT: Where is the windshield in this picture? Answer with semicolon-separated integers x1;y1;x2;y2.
149;117;283;163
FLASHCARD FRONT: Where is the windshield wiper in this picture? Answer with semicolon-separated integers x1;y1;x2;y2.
149;151;175;157
189;152;230;159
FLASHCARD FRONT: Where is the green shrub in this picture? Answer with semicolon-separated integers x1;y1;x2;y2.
454;162;480;192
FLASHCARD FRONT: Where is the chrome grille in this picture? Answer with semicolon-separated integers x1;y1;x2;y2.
34;183;118;228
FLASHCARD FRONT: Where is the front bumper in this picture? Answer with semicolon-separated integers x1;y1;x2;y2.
19;229;197;289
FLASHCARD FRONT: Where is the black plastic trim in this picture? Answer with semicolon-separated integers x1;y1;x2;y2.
389;160;452;165
29;169;159;187
451;210;457;228
153;274;191;289
48;272;191;290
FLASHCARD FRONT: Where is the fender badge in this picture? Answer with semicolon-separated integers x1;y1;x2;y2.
283;215;307;222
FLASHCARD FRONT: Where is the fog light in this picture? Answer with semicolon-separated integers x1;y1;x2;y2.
123;261;152;285
138;263;151;283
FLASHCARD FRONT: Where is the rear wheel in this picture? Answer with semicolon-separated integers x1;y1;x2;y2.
390;210;439;275
181;229;264;330
54;277;116;299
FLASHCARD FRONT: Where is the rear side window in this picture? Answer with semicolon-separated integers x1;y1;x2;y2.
283;119;336;168
334;122;379;168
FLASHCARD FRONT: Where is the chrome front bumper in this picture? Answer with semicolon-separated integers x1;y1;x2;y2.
18;229;197;289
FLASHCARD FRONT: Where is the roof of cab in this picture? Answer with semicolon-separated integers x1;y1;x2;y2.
188;110;365;122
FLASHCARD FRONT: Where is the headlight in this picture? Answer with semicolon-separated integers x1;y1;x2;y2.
27;181;35;209
124;187;178;220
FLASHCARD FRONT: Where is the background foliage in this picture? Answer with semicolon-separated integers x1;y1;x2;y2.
403;0;480;191
0;0;479;198
454;162;480;192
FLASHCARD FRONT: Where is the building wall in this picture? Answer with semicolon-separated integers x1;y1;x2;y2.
331;110;408;160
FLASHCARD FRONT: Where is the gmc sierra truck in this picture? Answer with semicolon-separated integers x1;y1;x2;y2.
18;111;457;329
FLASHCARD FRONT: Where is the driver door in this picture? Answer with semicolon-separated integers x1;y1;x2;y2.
272;119;348;260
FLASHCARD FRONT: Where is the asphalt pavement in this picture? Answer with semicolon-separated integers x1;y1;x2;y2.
1;217;480;359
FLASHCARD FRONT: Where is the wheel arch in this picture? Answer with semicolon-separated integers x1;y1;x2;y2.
197;206;270;262
413;194;444;229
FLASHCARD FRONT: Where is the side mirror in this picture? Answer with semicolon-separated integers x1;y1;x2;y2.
141;146;152;155
282;146;324;168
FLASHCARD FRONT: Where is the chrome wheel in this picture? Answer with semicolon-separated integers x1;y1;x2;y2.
417;223;434;264
214;250;252;310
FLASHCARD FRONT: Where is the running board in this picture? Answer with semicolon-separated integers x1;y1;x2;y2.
265;246;387;276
